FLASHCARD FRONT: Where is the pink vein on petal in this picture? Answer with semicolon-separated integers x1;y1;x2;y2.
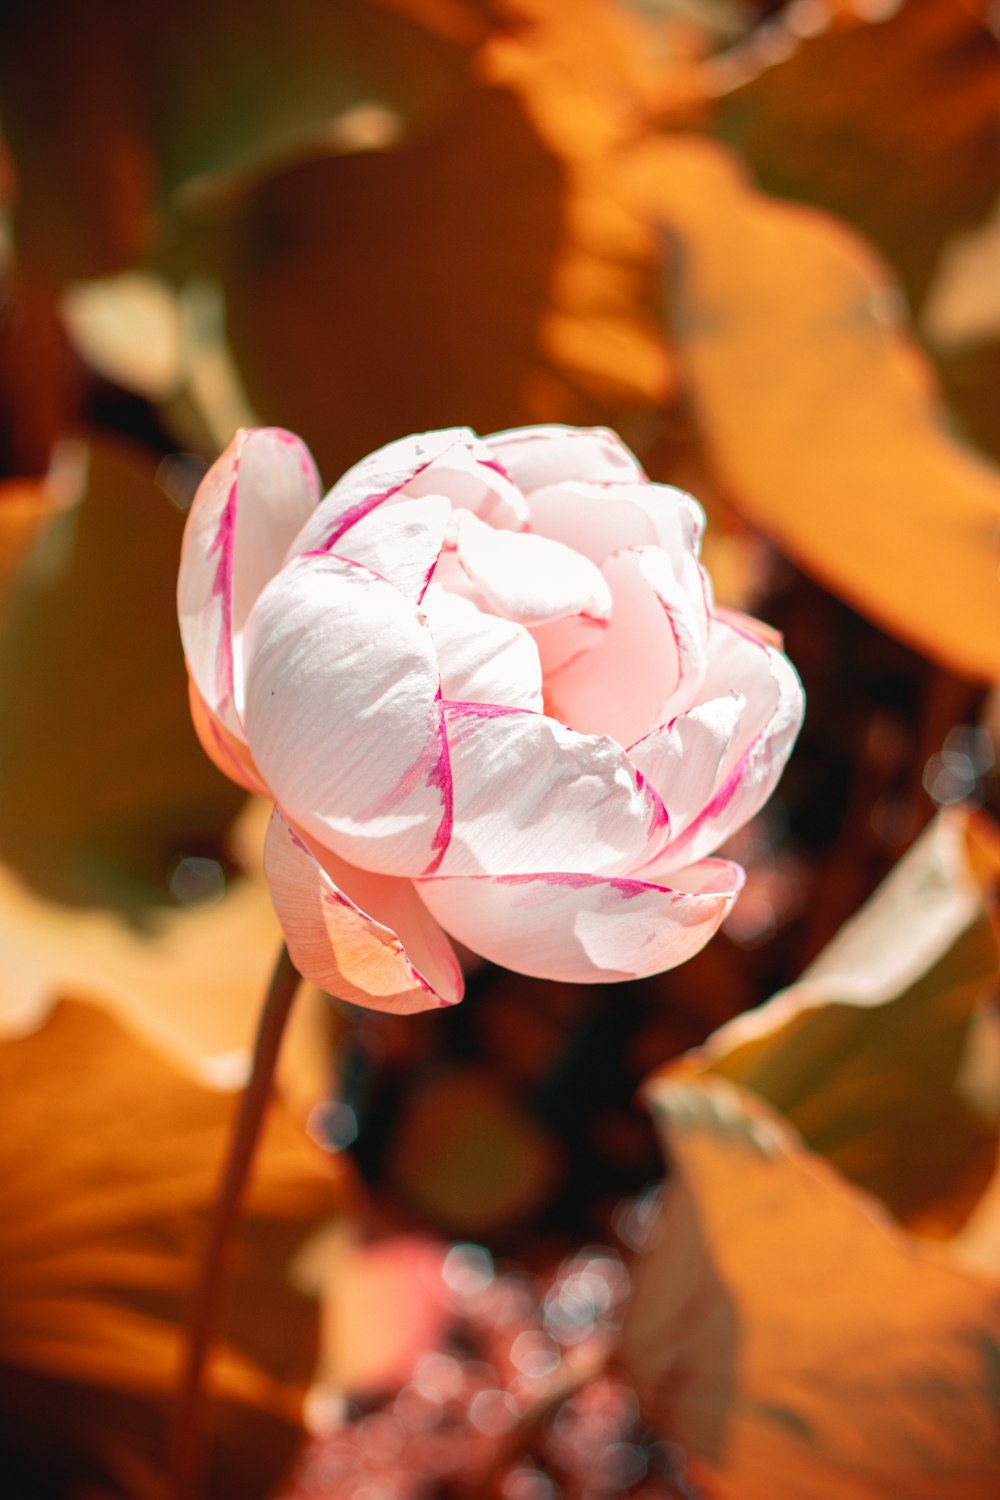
318;457;438;553
422;691;454;875
444;700;534;720
661;620;775;862
663;743;757;862
636;769;670;835
493;871;652;899
479;456;513;481
417;551;441;604
209;479;238;706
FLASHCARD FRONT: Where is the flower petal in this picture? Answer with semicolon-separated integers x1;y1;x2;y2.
454;509;612;626
417;858;744;982
325;493;451;601
546;547;709;746
243;554;450;876
532;612;608;678
265;811;462;1012
421;586;543;711
663;613;805;867
178;427;320;730
290;429;528;559
628;693;746;838
187;674;268;796
527;479;705;568
436;703;669;878
403;440;528;530
485;424;644;489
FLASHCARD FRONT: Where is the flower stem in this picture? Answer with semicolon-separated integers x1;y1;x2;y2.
170;942;301;1500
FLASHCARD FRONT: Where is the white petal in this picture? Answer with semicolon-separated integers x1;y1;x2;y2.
628;694;746;838
290;428;528;559
178;427;320;729
435;703;669;878
404;441;528;529
326;493;451;601
243;553;451;876
454;509;612;626
663;614;805;867
421;587;543;711
527;479;704;567
484;424;644;489
288;428;470;557
265;810;462;1012
417;858;744;982
546;547;709;746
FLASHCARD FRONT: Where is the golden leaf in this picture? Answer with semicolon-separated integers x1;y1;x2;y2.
621;1075;1000;1500
628;136;1000;682
0;998;348;1498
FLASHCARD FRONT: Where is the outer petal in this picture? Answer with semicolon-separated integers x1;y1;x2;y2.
290;428;528;558
421;587;543;711
265;811;462;1012
453;510;612;627
628;693;746;838
545;547;709;746
527;479;705;568
662;613;805;868
484;425;644;489
417;858;744;983
320;494;451;601
436;703;669;878
187;674;268;796
178;427;320;730
243;553;450;876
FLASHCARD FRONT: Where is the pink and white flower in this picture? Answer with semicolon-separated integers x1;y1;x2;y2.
178;425;803;1012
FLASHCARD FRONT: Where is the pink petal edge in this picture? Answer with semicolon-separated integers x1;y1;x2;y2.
265;809;463;1013
416;858;744;983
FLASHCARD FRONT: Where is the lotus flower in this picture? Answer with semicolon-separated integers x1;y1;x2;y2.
178;425;802;1012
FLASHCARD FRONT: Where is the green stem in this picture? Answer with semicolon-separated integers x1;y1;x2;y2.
170;943;301;1500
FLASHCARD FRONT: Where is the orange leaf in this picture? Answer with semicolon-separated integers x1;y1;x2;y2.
716;0;1000;311
620;1075;1000;1500
681;810;1000;1236
0;998;348;1498
0;845;280;1084
629;136;1000;682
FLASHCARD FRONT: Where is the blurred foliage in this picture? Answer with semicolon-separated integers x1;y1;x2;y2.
1;0;999;1495
0;998;346;1500
0;435;242;910
687;810;1000;1236
622;1073;1000;1500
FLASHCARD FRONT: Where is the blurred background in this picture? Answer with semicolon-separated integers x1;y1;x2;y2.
0;2;999;1497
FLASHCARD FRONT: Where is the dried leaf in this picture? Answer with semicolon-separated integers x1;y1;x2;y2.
620;1075;1000;1500
0;998;347;1498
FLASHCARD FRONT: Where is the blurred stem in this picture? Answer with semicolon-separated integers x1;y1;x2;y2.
169;942;301;1500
